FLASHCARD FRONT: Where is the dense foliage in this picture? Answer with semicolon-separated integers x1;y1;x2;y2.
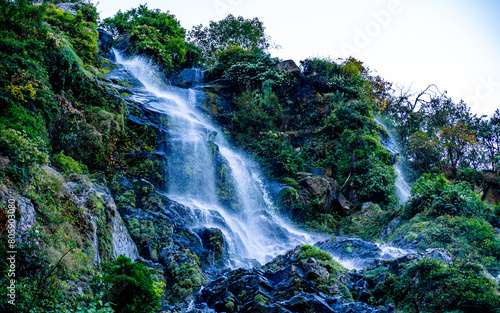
203;47;397;228
403;173;489;219
1;1;499;312
99;255;162;313
384;85;500;181
0;2;166;312
188;14;274;65
102;4;200;72
395;258;500;313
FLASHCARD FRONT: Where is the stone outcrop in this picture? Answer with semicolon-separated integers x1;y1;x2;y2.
193;245;394;313
63;174;139;263
297;172;354;215
482;182;500;206
0;186;36;237
97;28;113;55
56;3;79;16
277;60;300;73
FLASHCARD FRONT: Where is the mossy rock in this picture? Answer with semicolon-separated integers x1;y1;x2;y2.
197;228;229;266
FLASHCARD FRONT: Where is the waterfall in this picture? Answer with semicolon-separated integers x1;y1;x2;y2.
113;50;315;266
375;118;411;203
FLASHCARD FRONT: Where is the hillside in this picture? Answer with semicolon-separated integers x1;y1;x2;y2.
1;2;499;313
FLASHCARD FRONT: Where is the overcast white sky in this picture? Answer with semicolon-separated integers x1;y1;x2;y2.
95;0;500;117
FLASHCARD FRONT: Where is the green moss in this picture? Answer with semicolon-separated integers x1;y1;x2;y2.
115;190;136;208
168;260;207;304
253;293;269;304
280;177;300;189
97;222;113;263
298;245;332;262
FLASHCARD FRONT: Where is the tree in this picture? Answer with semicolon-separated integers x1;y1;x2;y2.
102;5;197;72
474;109;500;172
188;14;275;65
436;122;477;177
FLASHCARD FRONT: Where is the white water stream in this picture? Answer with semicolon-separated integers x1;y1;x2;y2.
114;51;315;266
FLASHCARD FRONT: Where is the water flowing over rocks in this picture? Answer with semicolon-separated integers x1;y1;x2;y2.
112;50;315;270
375;119;411;203
101;51;466;311
192;246;394;313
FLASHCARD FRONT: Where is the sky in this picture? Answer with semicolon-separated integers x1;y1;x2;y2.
94;0;500;117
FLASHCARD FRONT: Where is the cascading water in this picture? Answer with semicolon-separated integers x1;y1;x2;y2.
375;119;411;203
113;50;315;267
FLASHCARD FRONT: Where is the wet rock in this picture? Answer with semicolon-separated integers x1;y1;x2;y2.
378;217;400;240
316;237;383;269
196;246;390;313
160;245;207;303
172;68;205;87
97;28;113;54
196;227;229;267
367;248;454;276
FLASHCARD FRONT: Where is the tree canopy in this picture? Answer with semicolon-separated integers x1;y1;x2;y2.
102;4;200;72
188;14;274;65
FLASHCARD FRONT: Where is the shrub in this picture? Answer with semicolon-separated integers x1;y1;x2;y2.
100;255;161;313
395;258;500;313
102;4;191;73
0;127;49;183
51;151;88;175
403;173;488;219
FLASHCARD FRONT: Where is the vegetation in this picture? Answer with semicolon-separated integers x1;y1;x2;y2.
101;4;200;73
1;1;499;312
188;14;274;65
99;255;162;313
395;258;500;313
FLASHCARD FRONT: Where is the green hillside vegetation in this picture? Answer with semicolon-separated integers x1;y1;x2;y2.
0;1;499;312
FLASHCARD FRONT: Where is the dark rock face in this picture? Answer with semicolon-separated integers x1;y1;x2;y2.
97;28;113;55
172;68;205;87
482;182;500;206
378;217;400;240
196;227;229;267
194;246;392;313
110;174;214;303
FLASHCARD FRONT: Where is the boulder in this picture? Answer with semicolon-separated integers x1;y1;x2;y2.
56;3;79;16
277;60;300;73
482;182;500;206
297;173;354;215
196;227;229;267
